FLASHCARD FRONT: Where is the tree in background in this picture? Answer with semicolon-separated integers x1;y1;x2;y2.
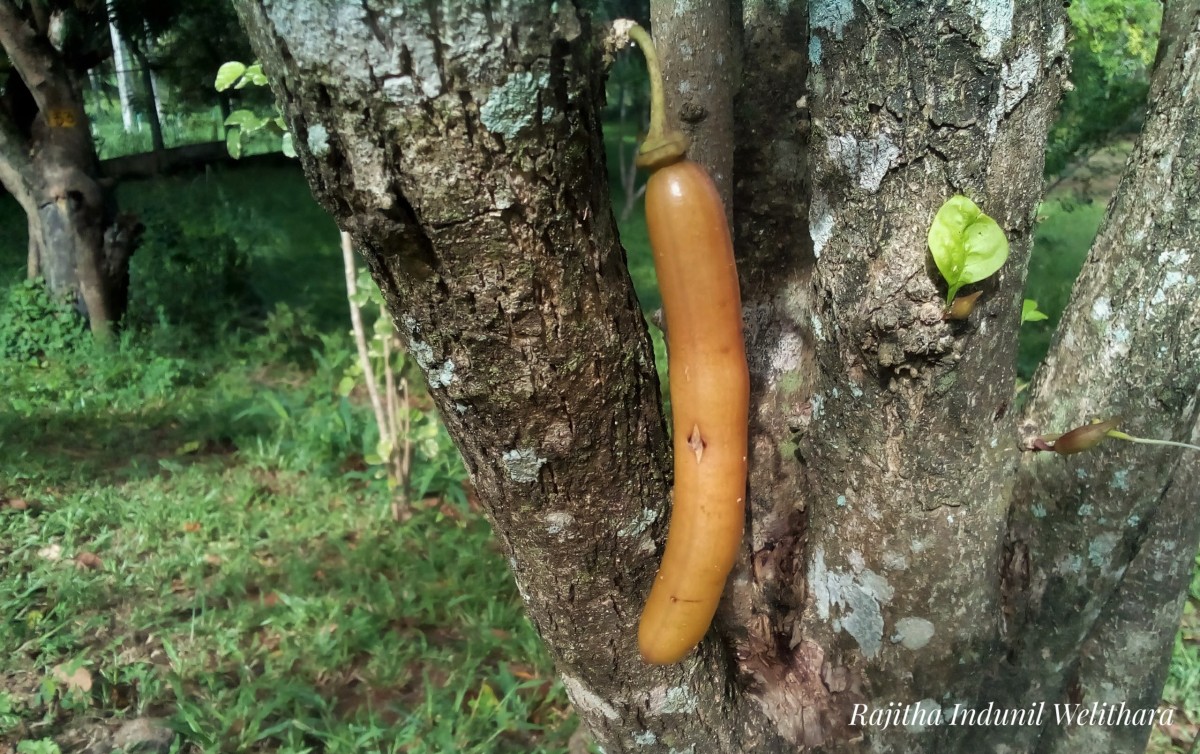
233;2;1199;752
0;0;253;337
0;0;140;336
1045;0;1161;175
125;0;254;120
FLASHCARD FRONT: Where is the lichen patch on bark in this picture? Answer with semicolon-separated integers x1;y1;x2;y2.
808;546;894;658
480;72;551;140
501;448;547;484
968;0;1015;59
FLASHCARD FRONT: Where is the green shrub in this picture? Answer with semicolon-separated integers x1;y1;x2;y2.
124;202;264;343
0;279;87;362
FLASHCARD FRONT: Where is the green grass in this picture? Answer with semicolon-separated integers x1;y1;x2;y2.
0;165;580;752
0;340;576;752
1;462;564;753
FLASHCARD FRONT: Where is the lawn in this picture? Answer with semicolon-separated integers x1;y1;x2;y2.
0;163;578;754
1;135;1195;752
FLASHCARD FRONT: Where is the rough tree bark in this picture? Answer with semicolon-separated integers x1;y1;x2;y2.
0;0;140;336
985;4;1200;752
232;2;752;751
233;1;1199;752
762;1;1068;749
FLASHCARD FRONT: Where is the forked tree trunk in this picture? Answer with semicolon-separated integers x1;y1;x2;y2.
0;1;141;336
989;5;1200;752
233;1;1200;752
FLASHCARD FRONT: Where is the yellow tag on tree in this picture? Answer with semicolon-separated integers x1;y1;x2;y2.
47;109;77;128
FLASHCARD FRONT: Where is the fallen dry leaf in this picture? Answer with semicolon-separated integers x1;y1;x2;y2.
38;543;63;561
52;664;93;694
203;553;222;566
6;498;28;511
183;521;202;533
74;551;103;570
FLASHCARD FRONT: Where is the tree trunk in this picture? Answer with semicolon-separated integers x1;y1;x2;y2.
232;1;1200;752
105;0;135;134
984;4;1200;752
129;41;166;156
0;0;141;336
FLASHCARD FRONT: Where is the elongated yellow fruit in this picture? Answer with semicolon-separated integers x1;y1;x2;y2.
624;23;748;665
637;159;749;665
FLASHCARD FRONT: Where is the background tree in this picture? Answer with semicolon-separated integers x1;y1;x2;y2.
0;0;254;337
128;0;255;120
231;2;1199;753
1045;0;1161;176
0;0;140;336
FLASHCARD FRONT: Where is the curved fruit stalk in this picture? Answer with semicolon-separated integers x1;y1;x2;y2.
627;24;749;666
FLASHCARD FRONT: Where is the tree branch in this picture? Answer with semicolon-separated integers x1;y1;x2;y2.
0;0;91;123
1040;422;1200;754
0;0;56;113
648;0;737;213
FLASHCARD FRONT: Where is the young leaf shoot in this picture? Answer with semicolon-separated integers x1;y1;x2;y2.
928;195;1010;307
1022;299;1049;324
